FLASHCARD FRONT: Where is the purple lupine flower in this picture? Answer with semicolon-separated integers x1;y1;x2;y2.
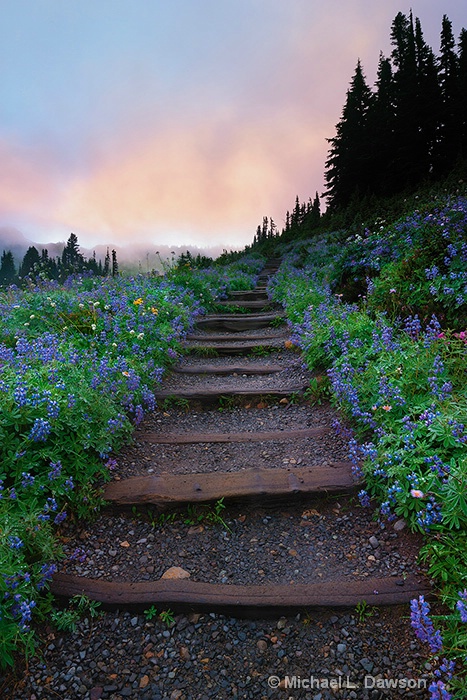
358;490;371;507
37;563;58;590
428;680;452;699
456;590;467;623
29;418;51;442
21;472;35;488
410;595;443;653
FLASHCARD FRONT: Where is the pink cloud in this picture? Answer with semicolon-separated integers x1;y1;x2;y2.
54;114;326;246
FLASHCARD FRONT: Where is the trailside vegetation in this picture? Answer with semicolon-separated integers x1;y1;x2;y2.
0;253;264;668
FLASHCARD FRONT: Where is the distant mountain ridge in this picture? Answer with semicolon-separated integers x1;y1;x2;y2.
0;226;229;273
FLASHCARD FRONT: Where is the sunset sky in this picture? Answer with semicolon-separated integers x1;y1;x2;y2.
0;1;465;252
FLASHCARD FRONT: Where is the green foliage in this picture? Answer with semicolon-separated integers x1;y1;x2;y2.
50;595;101;633
143;606;175;626
153;498;230;532
355;600;377;623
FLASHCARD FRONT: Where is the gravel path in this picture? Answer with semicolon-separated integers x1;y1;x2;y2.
59;498;424;586
4;607;434;700
2;290;437;699
114;403;351;478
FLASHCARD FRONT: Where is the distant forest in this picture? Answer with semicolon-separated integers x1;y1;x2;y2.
252;11;467;246
0;233;118;286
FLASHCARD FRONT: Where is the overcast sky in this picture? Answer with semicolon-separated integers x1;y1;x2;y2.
0;1;465;250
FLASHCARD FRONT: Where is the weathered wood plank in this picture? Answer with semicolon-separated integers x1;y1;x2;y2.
183;340;288;355
154;385;306;400
220;300;276;310
51;573;432;613
103;463;356;505
195;311;284;332
227;290;268;301
173;363;284;375
143;426;329;444
185;333;284;342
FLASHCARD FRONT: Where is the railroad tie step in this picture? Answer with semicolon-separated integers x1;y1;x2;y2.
172;362;284;375
50;573;432;614
103;463;358;506
154;385;307;402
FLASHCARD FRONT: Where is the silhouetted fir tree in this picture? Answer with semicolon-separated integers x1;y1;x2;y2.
311;192;321;226
324;59;374;209
19;246;41;278
436;15;460;174
365;53;397;195
459;29;467;159
0;250;16;285
62;233;84;276
414;17;441;177
111;250;118;277
389;11;429;187
103;248;111;275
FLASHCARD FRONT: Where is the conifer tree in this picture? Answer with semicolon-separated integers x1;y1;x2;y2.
111;249;119;277
19;246;40;278
0;250;16;285
324;60;373;209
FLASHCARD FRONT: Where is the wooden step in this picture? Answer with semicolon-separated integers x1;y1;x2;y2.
196;312;283;332
143;426;329;444
227;289;268;301
183;339;287;355
219;300;276;310
173;363;284;375
103;462;356;506
154;385;306;401
51;573;432;614
185;332;285;341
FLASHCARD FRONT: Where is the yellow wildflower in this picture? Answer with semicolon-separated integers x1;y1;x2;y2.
133;298;143;305
151;307;158;315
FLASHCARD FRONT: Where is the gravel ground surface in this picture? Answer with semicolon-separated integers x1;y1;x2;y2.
157;350;310;394
4;606;435;699
110;402;351;478
58;497;424;585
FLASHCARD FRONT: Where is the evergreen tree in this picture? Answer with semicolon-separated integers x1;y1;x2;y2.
19;246;40;278
414;17;441;176
103;248;111;275
324;60;374;209
437;15;460;173
390;11;428;187
459;28;467;159
62;233;84;275
0;250;16;285
111;249;118;277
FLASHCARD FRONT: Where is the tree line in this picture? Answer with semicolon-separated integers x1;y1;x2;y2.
249;11;467;250
324;11;467;210
0;233;119;286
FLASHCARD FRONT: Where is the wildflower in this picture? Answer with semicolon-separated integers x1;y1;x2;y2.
29;418;52;442
54;511;67;525
410;489;425;499
48;461;62;480
133;298;143;305
428;680;452;699
358;490;371;507
382;405;392;411
389;288;396;293
37;563;57;590
8;536;24;550
456;590;467;623
151;307;158;315
21;473;35;488
122;371;130;376
410;595;443;653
